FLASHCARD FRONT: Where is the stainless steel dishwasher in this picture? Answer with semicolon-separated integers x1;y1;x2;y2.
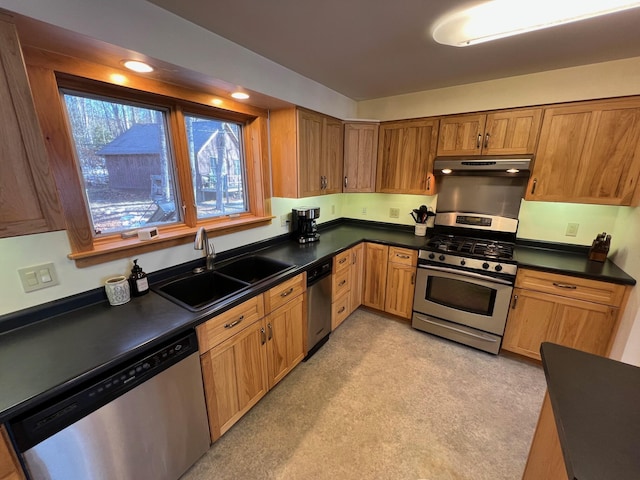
304;259;332;360
10;331;210;480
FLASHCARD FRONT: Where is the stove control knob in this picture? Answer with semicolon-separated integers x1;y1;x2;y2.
482;262;490;269
428;253;435;260
439;255;446;261
460;259;466;266
495;264;503;272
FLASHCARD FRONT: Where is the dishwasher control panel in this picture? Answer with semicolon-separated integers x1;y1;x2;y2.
11;331;197;451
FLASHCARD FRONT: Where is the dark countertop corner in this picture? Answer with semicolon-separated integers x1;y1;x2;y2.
540;343;640;480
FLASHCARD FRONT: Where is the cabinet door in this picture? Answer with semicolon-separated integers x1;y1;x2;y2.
363;243;389;310
349;243;364;313
1;425;25;480
377;118;438;194
343;123;378;192
483;108;542;155
437;114;486;156
0;17;64;238
297;109;324;197
503;288;618;360
384;263;416;319
266;293;305;388
323;117;344;194
528;99;640;205
200;321;268;442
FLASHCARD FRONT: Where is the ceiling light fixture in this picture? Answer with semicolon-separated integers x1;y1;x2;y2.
231;92;250;100
441;168;453;174
122;60;154;73
433;0;640;47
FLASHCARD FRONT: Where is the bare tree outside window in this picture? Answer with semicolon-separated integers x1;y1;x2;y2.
62;91;180;235
184;114;248;220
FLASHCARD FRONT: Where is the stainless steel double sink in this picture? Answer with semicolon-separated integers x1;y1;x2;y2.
152;255;295;311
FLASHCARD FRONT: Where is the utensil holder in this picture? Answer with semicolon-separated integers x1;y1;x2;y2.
105;276;131;306
414;224;427;236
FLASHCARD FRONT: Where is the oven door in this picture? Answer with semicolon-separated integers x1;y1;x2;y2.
412;264;513;335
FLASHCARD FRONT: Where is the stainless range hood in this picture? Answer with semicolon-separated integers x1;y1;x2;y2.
434;156;533;219
434;156;532;177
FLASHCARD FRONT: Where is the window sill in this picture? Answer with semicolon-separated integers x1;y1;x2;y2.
68;215;274;268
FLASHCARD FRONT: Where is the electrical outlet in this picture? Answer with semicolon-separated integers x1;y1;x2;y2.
566;222;579;237
389;208;400;218
331;204;335;215
361;207;367;215
280;214;289;227
18;262;59;293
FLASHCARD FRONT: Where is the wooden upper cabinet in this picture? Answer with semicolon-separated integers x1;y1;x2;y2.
437;108;542;156
0;16;64;238
376;118;439;195
270;107;343;198
527;98;640;205
343;122;378;192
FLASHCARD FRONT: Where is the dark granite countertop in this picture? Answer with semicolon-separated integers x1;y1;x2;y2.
540;342;640;480
0;221;635;423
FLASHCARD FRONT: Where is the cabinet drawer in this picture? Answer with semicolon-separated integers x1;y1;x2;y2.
332;268;350;300
333;250;351;272
264;273;306;313
516;269;626;306
332;294;351;331
388;246;417;266
196;294;265;352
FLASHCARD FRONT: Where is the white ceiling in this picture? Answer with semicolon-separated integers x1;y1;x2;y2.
145;0;640;101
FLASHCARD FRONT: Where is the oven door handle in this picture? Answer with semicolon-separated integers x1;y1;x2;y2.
418;316;499;342
418;264;514;286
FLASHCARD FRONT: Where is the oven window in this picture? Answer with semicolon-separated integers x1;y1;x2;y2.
426;276;496;316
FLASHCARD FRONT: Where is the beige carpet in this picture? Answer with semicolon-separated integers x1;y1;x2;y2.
182;309;546;480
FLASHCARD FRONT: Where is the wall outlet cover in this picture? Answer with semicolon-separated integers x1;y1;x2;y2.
566;222;579;237
389;208;400;218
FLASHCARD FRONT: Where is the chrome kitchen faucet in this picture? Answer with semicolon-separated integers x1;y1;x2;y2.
194;227;216;271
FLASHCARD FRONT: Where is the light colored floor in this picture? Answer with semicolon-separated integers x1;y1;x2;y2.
182;309;546;480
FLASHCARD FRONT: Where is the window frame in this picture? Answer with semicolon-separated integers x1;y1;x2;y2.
24;50;272;267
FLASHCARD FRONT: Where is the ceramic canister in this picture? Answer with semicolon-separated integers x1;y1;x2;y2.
105;275;131;306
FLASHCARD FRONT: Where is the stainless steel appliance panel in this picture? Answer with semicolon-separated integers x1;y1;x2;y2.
21;351;210;480
305;261;332;359
413;265;512;336
412;312;503;355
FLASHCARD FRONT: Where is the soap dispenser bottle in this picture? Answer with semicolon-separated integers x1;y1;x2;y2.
129;259;149;296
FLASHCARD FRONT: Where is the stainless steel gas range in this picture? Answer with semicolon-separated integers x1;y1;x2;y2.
412;156;531;354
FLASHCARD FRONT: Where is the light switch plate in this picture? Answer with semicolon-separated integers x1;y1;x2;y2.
18;262;59;293
565;223;579;237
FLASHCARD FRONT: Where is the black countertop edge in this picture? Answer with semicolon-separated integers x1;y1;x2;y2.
516;238;590;255
540;342;640;480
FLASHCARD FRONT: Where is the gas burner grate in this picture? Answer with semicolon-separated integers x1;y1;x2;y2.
425;235;514;261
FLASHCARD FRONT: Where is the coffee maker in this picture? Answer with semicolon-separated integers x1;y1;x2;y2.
292;207;320;243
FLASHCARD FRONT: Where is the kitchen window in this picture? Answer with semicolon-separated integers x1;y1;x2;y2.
24;54;271;267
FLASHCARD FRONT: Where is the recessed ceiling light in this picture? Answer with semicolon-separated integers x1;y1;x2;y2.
122;60;154;73
433;0;640;47
231;92;250;100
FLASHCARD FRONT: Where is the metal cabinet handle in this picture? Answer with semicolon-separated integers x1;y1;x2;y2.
344;176;348;188
552;282;577;290
511;294;518;310
484;133;489;149
396;254;411;259
224;315;244;329
339;257;347;264
476;133;482;149
338;306;346;314
267;322;273;340
339;279;347;287
280;287;294;297
531;178;537;195
261;327;266;345
426;175;431;191
411;273;415;285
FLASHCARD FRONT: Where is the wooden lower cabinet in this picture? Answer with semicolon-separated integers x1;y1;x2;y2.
349;243;364;314
363;243;389;310
502;269;628;361
265;293;306;388
363;243;417;319
200;320;268;442
331;243;365;330
0;427;25;480
523;393;568;480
